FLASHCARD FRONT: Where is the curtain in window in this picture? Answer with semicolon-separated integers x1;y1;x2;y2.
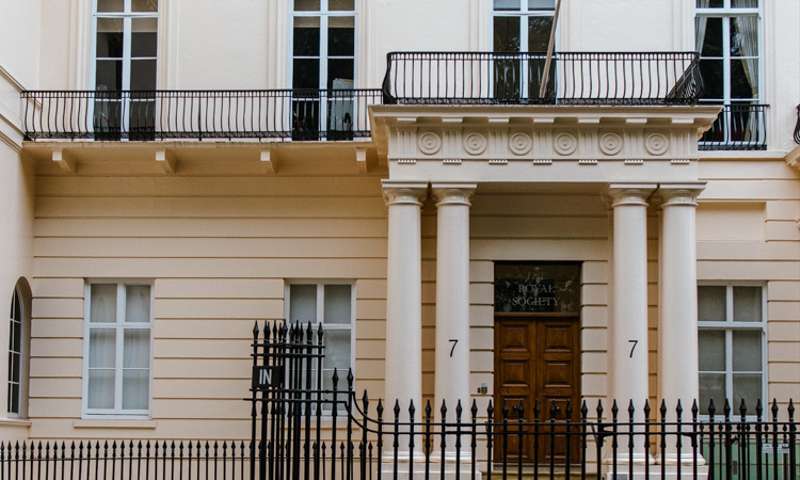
732;15;759;141
695;0;711;53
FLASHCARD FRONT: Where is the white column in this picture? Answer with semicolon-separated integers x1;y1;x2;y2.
432;184;476;421
659;184;705;416
383;181;427;411
608;184;655;414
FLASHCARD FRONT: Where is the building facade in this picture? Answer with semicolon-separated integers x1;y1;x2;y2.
0;0;799;449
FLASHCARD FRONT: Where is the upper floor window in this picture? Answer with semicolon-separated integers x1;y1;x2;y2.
291;0;356;140
696;0;763;148
93;0;158;139
7;286;29;417
698;284;765;416
84;282;152;417
492;0;555;99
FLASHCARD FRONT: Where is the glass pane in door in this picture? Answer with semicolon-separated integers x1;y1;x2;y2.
493;16;521;101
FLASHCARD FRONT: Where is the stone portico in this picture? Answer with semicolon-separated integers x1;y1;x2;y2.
373;104;720;418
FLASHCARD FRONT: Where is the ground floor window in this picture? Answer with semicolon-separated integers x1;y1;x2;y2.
698;284;765;415
7;287;26;416
287;282;354;401
84;282;152;417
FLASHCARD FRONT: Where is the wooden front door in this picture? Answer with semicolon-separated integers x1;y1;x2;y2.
494;314;581;463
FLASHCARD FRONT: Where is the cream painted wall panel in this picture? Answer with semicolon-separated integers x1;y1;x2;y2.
152;399;250;420
36;218;388;238
768;281;800;301
154;298;283;319
153;379;251;400
154;319;265;340
701;180;800;201
156;278;284;299
29;398;81;418
765;221;800;241
698;261;800;281
355;299;385;320
172;0;268;89
154;359;250;379
766;201;800;221
30;338;81;358
0;0;41;88
31;319;82;338
36;196;387;218
32;277;84;298
153;339;250;359
355;279;387;299
472;195;607;216
29;419;252;440
768;322;800;342
767;343;800;363
767;302;800;322
35;258;387;279
697;204;765;242
469;283;493;305
32;298;82;318
697;242;799;260
29;357;81;378
29;378;82;398
472;239;609;261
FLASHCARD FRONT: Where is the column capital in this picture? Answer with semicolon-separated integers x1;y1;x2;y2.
431;183;477;207
381;181;428;206
607;183;657;208
659;183;706;208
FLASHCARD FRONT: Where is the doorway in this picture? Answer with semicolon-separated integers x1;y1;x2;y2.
493;262;582;463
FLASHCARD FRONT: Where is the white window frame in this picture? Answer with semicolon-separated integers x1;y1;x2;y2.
284;280;356;383
82;281;154;419
489;0;556;99
698;282;767;419
7;287;27;418
90;0;159;134
695;1;764;146
288;0;358;137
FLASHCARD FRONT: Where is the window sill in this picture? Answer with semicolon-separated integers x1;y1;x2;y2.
73;419;157;430
0;418;32;428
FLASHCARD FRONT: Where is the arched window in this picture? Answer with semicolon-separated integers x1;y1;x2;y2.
7;283;29;417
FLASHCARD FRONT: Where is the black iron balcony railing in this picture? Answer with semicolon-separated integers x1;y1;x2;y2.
794;104;800;145
20;89;382;141
699;103;769;151
381;51;703;105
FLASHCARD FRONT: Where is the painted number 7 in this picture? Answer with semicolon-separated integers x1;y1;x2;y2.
628;339;638;358
449;339;458;358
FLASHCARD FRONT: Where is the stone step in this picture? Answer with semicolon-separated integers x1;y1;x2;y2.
486;465;599;480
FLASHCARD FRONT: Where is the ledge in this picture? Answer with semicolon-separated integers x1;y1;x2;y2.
0;417;32;428
73;419;158;430
700;150;789;160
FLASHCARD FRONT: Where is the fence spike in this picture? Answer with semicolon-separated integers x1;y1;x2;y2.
739;398;747;417
362;390;370;413
788;399;795;421
755;398;763;418
394;399;401;418
723;398;731;418
676;399;683;418
471;399;478;419
771;399;779;420
487;399;494;420
611;399;619;420
659;399;667;419
252;321;259;338
707;398;716;417
409;399;416;420
595;399;604;419
627;399;635;419
440;399;448;419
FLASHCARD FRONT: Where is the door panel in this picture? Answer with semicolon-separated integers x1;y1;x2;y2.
494;316;581;463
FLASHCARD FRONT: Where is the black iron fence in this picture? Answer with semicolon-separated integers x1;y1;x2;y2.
794;104;800;145
699;103;769;151
381;51;703;105
20;89;382;141
249;321;798;480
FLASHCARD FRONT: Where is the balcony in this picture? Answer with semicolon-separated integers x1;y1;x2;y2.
698;103;769;151
381;51;703;105
20;52;705;143
21;89;382;142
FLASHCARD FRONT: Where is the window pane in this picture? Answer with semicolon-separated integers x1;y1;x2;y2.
696;17;722;56
290;285;317;323
125;286;151;323
494;16;520;52
122;370;149;410
697;0;724;7
132;0;158;12
88;369;115;409
328;59;354;89
323;329;351;371
96;60;122;91
733;373;761;409
96;18;123;58
294;0;320;11
699;373;725;415
698;60;723;100
730;59;758;99
732;0;758;8
97;0;124;12
12;318;21;353
293;59;320;89
733;286;761;322
324;285;351;324
730;16;758;56
328;16;354;56
91;285;117;323
528;16;553;52
699;329;725;371
132;18;158;57
329;0;354;10
124;329;150;368
293;17;321;56
528;0;555;9
494;0;521;10
732;330;761;371
131;59;157;90
698;286;726;322
9;353;19;382
9;383;19;414
89;329;116;368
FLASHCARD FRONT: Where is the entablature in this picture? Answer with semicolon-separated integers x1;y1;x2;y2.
371;105;720;184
